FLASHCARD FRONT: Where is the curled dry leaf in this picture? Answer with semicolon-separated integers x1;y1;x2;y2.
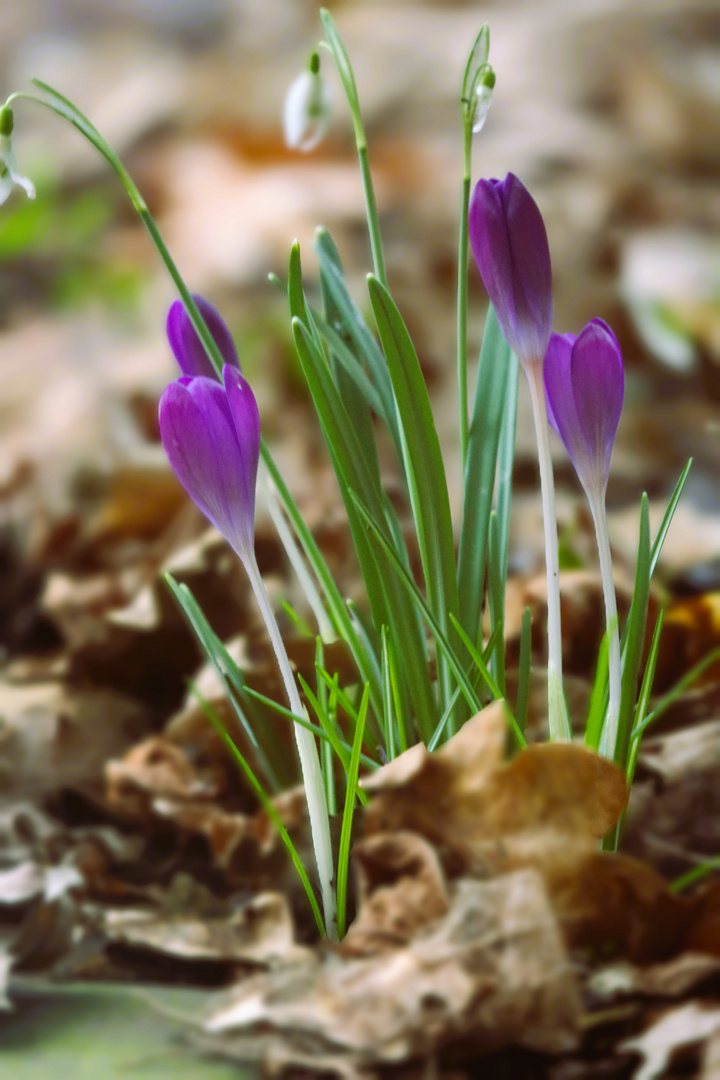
199;869;581;1071
362;701;627;877
103;891;309;966
619;1001;720;1080
341;831;450;955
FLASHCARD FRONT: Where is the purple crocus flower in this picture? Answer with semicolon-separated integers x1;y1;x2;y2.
544;318;624;499
469;172;552;370
166;295;240;379
159;365;260;562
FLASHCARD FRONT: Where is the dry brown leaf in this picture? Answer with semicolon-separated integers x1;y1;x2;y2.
199;870;581;1071
362;702;627;877
103;891;309;966
619;1002;720;1080
342;832;450;955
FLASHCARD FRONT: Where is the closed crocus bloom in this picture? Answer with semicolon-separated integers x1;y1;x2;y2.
166;296;240;380
159;365;260;562
469;172;552;370
544;318;624;500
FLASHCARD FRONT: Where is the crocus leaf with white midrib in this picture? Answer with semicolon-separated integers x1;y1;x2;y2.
469;171;570;741
159;302;336;938
544;318;625;759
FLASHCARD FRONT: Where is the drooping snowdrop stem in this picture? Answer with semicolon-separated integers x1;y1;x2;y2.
587;495;622;760
320;8;387;288
526;362;572;742
243;551;337;938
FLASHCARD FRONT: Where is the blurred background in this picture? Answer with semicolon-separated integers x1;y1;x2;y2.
1;0;719;620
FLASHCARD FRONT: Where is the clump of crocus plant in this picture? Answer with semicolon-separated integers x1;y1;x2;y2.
469;172;571;741
159;302;336;936
0;105;35;206
544;319;625;757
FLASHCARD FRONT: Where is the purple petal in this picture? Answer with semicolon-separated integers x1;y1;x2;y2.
544;320;624;497
569;319;624;489
469;173;552;369
223;363;260;552
166;296;240;379
543;332;576;434
159;375;256;559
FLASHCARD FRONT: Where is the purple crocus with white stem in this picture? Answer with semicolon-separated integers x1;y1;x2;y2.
469;172;570;741
544;318;625;758
159;302;336;937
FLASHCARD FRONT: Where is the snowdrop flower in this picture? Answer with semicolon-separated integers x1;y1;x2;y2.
284;52;332;152
472;66;495;134
0;106;35;207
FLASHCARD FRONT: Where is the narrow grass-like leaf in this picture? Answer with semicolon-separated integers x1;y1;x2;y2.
448;613;503;701
336;684;369;939
314;638;337;814
314;233;398;446
293;315;436;742
603;494;651;851
165;574;282;790
585;631;610;752
262;450;384;720
316;231;382;484
368;274;461;721
487;511;506;694
671;859;720;893
457;306;513;643
632;645;720;740
189;686;325;937
380;627;396;760
428;685;464;752
351;492;508;731
244;682;377;773
515;606;533;737
494;351;519;596
650;459;692;578
625;609;664;789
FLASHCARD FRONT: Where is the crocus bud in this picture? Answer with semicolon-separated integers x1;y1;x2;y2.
472;66;495;134
0;105;36;207
166;296;239;380
469;172;552;371
544;318;624;499
283;52;332;152
159;365;260;562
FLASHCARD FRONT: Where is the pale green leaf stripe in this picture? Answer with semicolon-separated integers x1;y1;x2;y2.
315;234;400;450
368;275;461;719
335;683;369;939
315;232;382;486
261;446;383;721
603;494;651;853
292;316;436;741
457;304;513;643
625;609;665;789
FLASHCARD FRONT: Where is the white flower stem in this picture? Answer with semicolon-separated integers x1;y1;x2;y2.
526;364;572;741
244;552;337;939
588;494;622;760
